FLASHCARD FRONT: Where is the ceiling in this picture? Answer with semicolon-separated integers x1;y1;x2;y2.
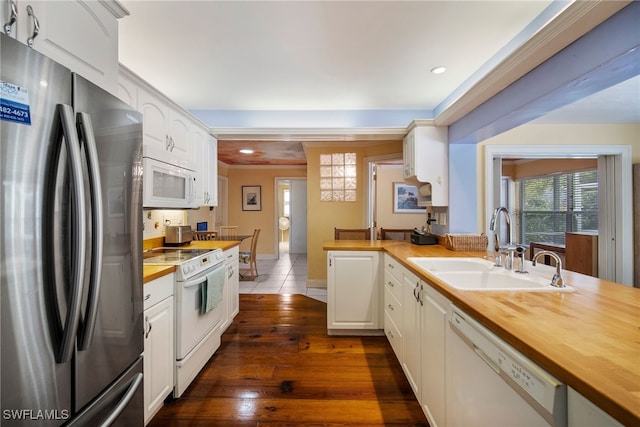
118;1;639;165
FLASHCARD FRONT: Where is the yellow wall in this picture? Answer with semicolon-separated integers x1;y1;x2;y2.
305;141;403;284
477;123;640;229
226;166;306;254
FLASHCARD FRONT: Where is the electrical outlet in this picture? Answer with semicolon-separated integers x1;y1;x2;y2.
439;212;447;226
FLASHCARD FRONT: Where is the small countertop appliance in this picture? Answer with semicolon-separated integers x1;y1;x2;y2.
165;225;193;245
411;231;438;245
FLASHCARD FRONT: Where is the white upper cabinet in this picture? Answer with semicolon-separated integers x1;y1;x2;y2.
137;85;194;170
118;66;217;204
192;123;218;207
2;0;126;94
403;125;449;206
117;67;138;108
205;134;218;206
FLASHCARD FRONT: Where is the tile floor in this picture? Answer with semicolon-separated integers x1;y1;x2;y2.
239;245;327;303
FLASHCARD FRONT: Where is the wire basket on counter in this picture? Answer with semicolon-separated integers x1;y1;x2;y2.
444;233;488;251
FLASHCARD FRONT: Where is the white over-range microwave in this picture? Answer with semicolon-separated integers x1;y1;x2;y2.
143;157;197;208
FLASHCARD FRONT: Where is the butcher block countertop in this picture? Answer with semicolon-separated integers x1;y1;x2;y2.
143;265;176;284
323;240;640;426
142;239;242;283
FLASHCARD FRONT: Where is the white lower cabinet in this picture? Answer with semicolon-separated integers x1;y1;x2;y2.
402;270;422;397
327;251;381;334
381;255;450;427
383;255;403;358
143;273;175;425
568;387;623;427
221;246;239;332
420;282;449;427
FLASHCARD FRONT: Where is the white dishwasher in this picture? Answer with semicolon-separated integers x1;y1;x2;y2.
447;306;567;427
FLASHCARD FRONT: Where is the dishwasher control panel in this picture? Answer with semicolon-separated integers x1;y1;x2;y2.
498;350;545;406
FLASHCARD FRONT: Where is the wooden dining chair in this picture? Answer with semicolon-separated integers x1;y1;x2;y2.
194;231;217;240
334;228;371;240
218;225;238;238
239;228;261;280
379;228;413;242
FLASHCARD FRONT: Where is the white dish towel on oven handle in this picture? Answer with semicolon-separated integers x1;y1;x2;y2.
201;267;226;313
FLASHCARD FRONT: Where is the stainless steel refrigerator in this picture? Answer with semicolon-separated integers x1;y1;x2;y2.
1;33;144;426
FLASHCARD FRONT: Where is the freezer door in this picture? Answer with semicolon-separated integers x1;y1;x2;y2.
1;34;75;425
67;357;144;427
72;74;144;412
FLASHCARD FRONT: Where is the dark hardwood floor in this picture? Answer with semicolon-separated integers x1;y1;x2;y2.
149;294;429;426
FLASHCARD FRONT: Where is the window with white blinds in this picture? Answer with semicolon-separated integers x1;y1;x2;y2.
519;169;598;245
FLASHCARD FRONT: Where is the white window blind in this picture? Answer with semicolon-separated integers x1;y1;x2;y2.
519;170;598;245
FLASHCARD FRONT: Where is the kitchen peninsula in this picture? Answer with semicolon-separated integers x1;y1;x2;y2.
323;240;640;426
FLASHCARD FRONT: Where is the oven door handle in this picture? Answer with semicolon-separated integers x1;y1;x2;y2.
182;264;225;288
183;276;207;289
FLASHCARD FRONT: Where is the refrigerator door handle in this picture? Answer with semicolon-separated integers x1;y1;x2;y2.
99;372;143;427
76;112;104;351
55;104;88;363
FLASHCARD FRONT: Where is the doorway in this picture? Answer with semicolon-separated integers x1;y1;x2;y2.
275;178;307;258
363;153;403;234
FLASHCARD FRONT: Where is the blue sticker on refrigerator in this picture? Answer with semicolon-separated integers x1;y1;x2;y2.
0;81;32;125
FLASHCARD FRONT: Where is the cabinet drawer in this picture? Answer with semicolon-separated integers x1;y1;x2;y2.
384;255;403;282
384;311;403;360
143;273;174;310
384;286;403;331
384;268;403;303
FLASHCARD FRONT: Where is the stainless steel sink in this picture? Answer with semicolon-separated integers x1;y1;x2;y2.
407;257;573;292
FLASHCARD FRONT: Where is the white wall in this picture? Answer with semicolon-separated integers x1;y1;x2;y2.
143;209;188;239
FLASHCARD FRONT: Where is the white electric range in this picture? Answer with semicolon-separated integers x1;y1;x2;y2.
143;246;226;397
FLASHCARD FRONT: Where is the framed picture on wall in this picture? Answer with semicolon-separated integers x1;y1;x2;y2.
242;185;262;211
393;182;425;213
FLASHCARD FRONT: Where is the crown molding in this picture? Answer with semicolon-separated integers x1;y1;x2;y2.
211;127;407;142
100;0;130;19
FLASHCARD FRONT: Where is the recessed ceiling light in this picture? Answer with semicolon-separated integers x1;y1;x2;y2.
239;148;254;154
431;66;446;74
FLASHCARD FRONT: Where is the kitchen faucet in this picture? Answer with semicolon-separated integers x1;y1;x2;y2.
490;206;512;246
489;206;517;270
532;250;566;288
